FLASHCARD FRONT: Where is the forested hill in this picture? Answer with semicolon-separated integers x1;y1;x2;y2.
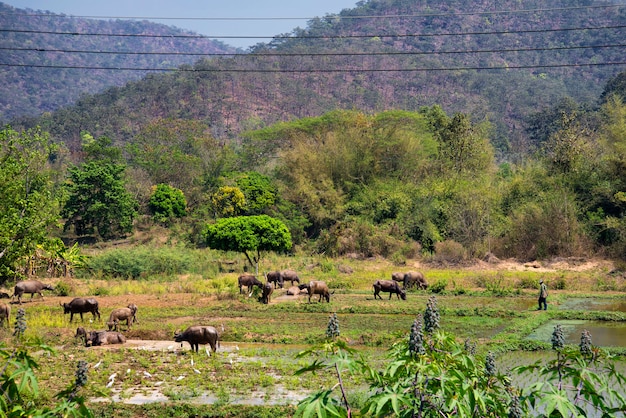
7;0;626;157
0;2;236;121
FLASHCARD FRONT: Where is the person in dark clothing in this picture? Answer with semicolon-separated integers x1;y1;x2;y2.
538;279;548;310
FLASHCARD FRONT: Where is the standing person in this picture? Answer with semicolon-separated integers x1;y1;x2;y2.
538;279;548;310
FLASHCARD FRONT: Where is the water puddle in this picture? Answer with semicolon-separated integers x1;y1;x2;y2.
526;319;626;347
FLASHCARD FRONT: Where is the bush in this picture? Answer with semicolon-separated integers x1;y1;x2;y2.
55;281;73;296
429;278;448;294
86;246;193;279
433;240;468;264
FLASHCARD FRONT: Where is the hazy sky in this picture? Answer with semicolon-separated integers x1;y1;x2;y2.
3;0;359;49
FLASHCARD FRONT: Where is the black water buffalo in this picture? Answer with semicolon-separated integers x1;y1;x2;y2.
238;274;263;294
0;303;9;329
260;282;273;304
299;280;332;303
280;269;300;286
12;280;54;304
174;325;220;354
266;271;283;288
107;304;138;331
373;280;406;300
85;330;126;347
61;297;101;322
403;271;428;290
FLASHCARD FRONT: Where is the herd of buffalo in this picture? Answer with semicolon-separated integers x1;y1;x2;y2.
0;270;427;353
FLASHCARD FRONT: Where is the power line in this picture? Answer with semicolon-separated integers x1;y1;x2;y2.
1;24;624;40
1;61;624;73
1;4;622;22
1;43;624;58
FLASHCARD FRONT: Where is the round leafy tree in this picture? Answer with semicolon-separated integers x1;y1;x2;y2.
148;184;187;224
203;215;292;271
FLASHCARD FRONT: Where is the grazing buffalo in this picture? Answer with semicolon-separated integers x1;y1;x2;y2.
280;270;301;286
0;303;9;329
403;271;428;290
75;326;87;344
391;272;405;283
299;281;332;303
61;297;101;322
107;304;138;331
238;274;263;295
85;330;126;347
174;325;220;354
373;280;406;300
12;280;54;304
260;282;273;304
266;271;283;288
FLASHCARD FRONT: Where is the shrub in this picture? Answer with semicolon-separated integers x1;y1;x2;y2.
433;240;468;264
148;184;187;225
55;281;73;296
86;246;193;279
429;278;448;294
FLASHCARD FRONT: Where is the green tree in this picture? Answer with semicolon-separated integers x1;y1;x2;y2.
0;127;61;283
148;183;187;224
234;172;277;215
203;215;292;272
210;186;246;218
62;134;137;240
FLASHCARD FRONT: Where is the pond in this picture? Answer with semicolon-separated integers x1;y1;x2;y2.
557;297;626;312
525;319;626;347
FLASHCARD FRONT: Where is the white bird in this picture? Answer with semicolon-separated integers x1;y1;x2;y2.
193;368;201;374
143;371;152;378
229;358;234;365
154;381;163;386
108;373;117;381
235;344;239;351
176;375;185;381
167;345;174;351
221;324;225;332
106;380;114;388
205;347;210;357
93;360;102;369
126;368;131;375
190;358;194;367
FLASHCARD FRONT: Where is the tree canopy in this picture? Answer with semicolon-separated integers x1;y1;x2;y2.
0;127;60;282
203;215;292;271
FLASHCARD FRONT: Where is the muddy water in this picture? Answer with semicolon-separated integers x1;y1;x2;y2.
526;319;626;347
558;297;626;312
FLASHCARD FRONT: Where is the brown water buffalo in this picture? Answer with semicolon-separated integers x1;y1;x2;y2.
107;304;138;331
61;297;101;322
286;286;304;296
238;274;263;294
260;282;273;304
373;280;406;300
85;330;126;347
403;271;428;290
174;325;220;354
266;271;283;288
299;280;332;303
12;280;54;304
75;326;87;343
391;272;405;283
0;303;9;328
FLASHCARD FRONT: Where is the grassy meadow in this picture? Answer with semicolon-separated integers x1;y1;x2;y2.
1;246;625;417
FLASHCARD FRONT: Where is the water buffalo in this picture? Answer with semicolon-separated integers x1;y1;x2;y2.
260;282;273;304
286;286;305;296
174;325;220;354
266;271;283;288
85;330;126;347
0;303;9;329
391;272;405;283
299;280;332;303
373;280;406;300
61;297;101;322
75;326;87;344
403;271;428;290
107;304;138;331
238;274;263;295
280;269;301;286
12;280;54;304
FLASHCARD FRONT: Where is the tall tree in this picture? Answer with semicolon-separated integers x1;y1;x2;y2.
62;134;137;240
0;127;61;282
